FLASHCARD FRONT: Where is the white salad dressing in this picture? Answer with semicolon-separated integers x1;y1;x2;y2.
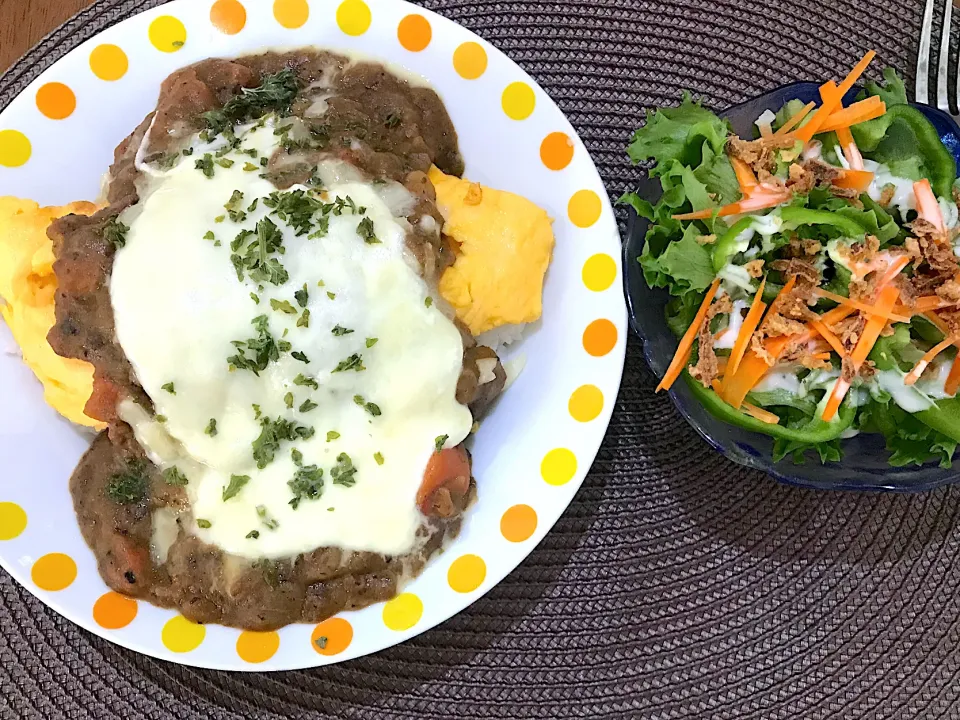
715;300;749;349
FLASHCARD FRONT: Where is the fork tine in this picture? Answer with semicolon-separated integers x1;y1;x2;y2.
938;0;952;111
918;0;935;103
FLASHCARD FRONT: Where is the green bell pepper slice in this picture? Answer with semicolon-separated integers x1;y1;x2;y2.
683;372;857;444
851;104;957;199
711;207;866;272
916;397;960;444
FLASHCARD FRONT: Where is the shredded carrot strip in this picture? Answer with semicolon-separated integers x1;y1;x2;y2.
833;168;874;192
836;126;865;170
914;178;946;232
773;101;815;137
796;51;877;143
722;278;767;383
742;402;781;424
730;157;759;193
808;318;846;356
812;352;833;361
819;304;857;326
896;296;945;314
816;97;887;134
905;336;957;385
716;356;729;375
822;285;900;420
656;279;722;393
672;189;793;221
946;355;960;396
876;255;911;288
812;288;911;323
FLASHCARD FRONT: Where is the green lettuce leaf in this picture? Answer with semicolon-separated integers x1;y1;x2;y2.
627;93;730;173
773;437;842;464
693;141;740;205
836;196;901;243
860;66;908;106
858;399;957;467
868;324;913;371
639;223;714;298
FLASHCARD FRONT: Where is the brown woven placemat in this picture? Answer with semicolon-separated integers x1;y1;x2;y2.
4;0;960;717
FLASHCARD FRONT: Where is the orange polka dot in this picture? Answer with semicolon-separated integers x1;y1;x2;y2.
162;615;206;653
583;319;618;357
569;384;604;422
448;554;486;593
36;83;76;120
540;132;574;171
337;0;371;36
273;0;309;28
89;44;128;81
501;504;537;542
398;14;431;52
582;253;617;292
568;189;602;228
31;553;76;591
541;448;577;486
149;16;187;53
383;593;423;631
312;617;353;656
93;592;138;630
453;42;487;80
211;0;247;34
0;130;31;167
237;630;280;663
502;82;535;120
0;502;27;540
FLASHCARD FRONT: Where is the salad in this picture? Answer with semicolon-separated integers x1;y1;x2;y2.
624;51;960;467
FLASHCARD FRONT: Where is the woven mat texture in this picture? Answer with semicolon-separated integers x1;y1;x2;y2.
4;0;960;717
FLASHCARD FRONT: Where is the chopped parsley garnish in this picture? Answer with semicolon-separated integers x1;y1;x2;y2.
326;431;340;442
205;418;218;436
228;314;285;374
294;283;309;308
162;466;189;486
353;395;381;417
308;215;330;239
294;374;318;389
331;325;354;336
330;453;357;487
216;158;235;169
252;403;262;419
250;292;261;304
257;505;280;530
224;189;246;222
253;417;315;469
264;189;324;236
172;40;185;48
374;452;384;465
222;474;250;501
215;215;226;223
288;464;324;509
201;68;299;140
197;519;212;529
366;337;378;348
327;291;336;300
101;216;130;250
435;434;449;452
425;296;434;308
270;298;298;314
299;399;318;413
384;113;401;128
229;217;288;285
248;198;259;212
182;147;195;157
246;530;260;539
106;460;148;505
357;217;380;244
297;309;310;328
315;636;328;650
291;350;310;363
195;154;215;178
291;448;303;465
203;231;216;241
284;392;294;409
243;162;258;172
332;354;364;373
161;382;176;395
155;415;168;423
260;157;269;167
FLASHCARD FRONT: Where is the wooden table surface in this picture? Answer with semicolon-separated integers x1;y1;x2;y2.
1;0;98;73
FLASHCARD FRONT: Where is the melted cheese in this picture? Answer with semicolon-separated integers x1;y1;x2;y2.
111;122;472;560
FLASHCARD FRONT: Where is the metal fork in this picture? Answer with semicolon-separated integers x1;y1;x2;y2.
917;0;959;116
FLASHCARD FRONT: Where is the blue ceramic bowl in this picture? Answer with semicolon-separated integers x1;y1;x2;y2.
624;83;960;491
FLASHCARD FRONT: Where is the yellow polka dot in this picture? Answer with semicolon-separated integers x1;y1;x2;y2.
502;82;536;121
383;593;423;631
568;189;602;228
453;42;487;80
93;592;138;630
0;130;31;168
162;615;206;653
36;82;76;120
31;553;77;591
582;253;617;292
312;617;353;656
569;384;604;422
448;554;486;593
583;319;618;357
237;630;280;663
541;448;577;486
540;132;574;170
501;504;537;543
89;44;128;81
0;502;26;540
211;0;247;35
398;14;431;52
149;16;187;53
337;0;371;36
274;0;309;28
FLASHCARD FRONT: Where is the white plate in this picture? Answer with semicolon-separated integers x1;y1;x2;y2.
0;0;626;670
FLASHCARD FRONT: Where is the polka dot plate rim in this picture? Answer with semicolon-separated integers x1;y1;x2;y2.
0;0;626;670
